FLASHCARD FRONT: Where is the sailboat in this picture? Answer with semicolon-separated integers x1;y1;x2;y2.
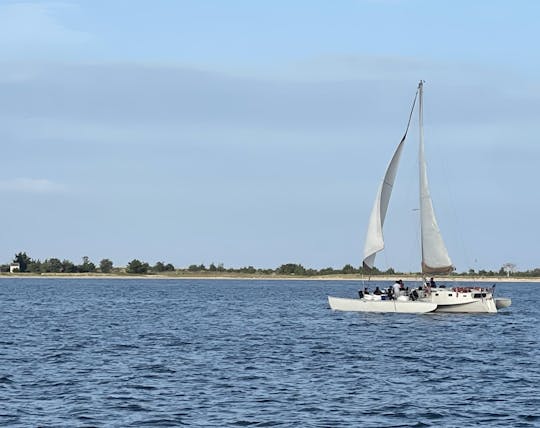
328;81;511;314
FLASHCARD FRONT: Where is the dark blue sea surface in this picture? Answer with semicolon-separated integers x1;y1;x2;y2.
0;278;538;427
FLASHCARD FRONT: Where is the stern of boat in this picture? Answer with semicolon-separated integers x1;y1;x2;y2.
422;286;501;313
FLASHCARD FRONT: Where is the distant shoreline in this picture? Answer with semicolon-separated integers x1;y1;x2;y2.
1;272;539;283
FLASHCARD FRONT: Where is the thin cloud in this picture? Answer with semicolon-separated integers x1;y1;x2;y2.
0;1;91;52
0;178;65;193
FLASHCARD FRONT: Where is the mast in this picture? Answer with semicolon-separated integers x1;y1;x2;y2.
418;81;453;274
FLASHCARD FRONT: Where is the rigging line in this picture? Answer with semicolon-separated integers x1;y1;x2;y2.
402;88;419;142
407;207;422;276
438;133;471;274
382;90;418;188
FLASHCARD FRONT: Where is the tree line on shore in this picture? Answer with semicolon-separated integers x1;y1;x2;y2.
3;252;538;277
4;252;173;275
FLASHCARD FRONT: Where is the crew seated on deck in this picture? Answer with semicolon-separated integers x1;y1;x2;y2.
358;287;372;299
373;286;382;295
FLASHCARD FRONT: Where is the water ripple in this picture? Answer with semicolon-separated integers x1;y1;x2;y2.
0;278;538;426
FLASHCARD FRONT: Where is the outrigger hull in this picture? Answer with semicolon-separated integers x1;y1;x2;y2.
419;287;506;313
431;299;498;313
328;296;437;314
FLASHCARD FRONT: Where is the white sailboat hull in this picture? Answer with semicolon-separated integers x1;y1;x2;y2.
328;296;437;314
419;288;503;313
329;287;511;314
431;299;498;313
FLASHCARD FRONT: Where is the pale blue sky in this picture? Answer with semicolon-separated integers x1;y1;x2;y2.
0;0;539;272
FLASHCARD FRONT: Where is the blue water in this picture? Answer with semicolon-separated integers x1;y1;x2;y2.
0;278;538;427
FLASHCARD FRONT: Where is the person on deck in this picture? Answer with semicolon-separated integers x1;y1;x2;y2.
429;277;436;288
392;280;403;299
373;286;382;295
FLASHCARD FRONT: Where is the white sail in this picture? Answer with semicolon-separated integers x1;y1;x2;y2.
362;138;405;268
363;90;418;269
418;81;453;274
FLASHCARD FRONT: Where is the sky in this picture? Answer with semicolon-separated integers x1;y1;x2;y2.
0;0;539;272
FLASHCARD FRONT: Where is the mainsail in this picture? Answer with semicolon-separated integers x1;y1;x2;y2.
417;81;453;274
362;90;418;269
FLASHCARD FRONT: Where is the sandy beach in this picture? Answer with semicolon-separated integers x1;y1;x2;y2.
1;272;539;283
